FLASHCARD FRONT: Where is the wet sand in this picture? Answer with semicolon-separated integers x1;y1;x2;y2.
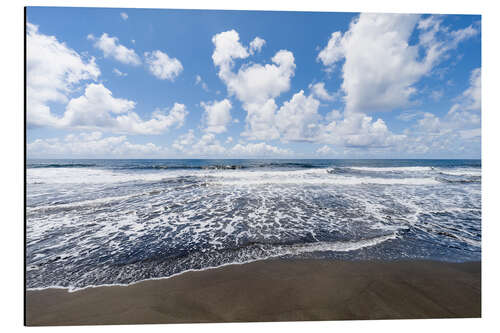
25;259;481;326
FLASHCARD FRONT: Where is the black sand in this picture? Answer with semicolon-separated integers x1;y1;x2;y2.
25;259;481;326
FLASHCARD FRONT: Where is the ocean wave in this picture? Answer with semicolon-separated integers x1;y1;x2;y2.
213;176;441;186
436;177;481;184
120;162;319;170
27;233;398;292
348;166;434;172
438;170;482;177
28;163;97;168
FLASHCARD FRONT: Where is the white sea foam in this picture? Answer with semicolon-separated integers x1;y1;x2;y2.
213;176;440;186
26;161;481;290
27;233;397;292
282;233;398;254
27;167;184;184
349;166;433;172
438;169;481;177
26;192;145;211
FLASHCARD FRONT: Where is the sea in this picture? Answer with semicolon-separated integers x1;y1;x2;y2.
26;159;481;291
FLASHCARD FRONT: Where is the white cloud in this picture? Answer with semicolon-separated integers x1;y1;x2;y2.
400;69;482;155
448;68;481;115
397;111;423;122
27;26;186;135
112;68;127;77
460;128;481;140
212;30;296;140
92;33;141;65
114;102;188;135
211;30;249;71
316;145;334;155
317;31;344;68
144;50;183;81
191;133;227;155
414;112;444;134
173;132;226;156
461;68;481;111
401;108;481;155
275;90;321;141
317;113;405;148
249;37;266;54
28;132;164;158
225;50;296;105
195;75;209;91
170;132;292;158
317;13;478;113
120;12;128;21
27;22;100;127
309;82;334;101
230;142;291;156
36;83;187;135
201;99;232;134
210;29;404;149
241;99;280;140
172;129;196;151
325;109;343;122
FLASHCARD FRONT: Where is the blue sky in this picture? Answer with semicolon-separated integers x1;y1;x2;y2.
26;7;481;159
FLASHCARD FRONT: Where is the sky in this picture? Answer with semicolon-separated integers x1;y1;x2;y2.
26;7;481;159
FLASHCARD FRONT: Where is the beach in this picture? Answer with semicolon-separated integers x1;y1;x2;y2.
26;160;482;325
26;259;481;326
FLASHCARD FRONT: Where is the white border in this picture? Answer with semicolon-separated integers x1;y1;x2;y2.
2;0;499;332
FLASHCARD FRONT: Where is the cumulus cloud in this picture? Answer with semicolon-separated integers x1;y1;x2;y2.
201;99;232;133
325;109;343;122
249;37;266;54
211;30;249;71
34;83;187;135
27;24;186;135
191;133;226;155
172;129;196;151
170;131;292;157
317;112;405;147
230;142;291;156
210;28;403;149
27;22;100;127
113;102;188;135
28;132;164;158
172;131;226;156
317;13;478;113
211;30;296;140
91;33;141;65
309;82;335;101
402;110;481;155
120;12;128;21
275;90;321;141
144;50;183;81
400;68;481;155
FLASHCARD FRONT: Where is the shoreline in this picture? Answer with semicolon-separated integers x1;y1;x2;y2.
26;258;481;326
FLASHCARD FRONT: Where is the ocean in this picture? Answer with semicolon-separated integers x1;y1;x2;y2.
26;159;481;291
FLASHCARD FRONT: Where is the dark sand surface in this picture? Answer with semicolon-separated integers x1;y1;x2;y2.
25;259;481;326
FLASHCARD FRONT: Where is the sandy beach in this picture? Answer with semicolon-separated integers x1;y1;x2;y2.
25;259;481;326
